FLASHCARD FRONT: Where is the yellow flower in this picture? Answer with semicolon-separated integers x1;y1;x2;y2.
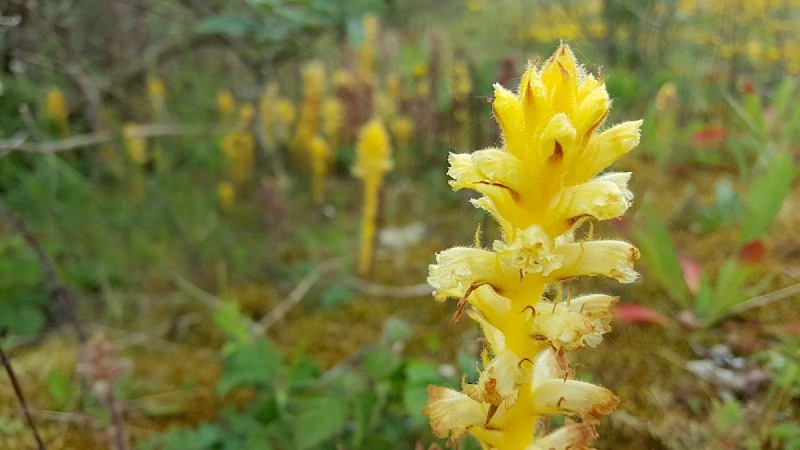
309;135;331;204
221;131;255;184
353;119;393;276
45;87;69;137
425;44;640;450
276;99;296;128
218;181;235;211
217;90;236;123
123;123;147;165
147;78;168;119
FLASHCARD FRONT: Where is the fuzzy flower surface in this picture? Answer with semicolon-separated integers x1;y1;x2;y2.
425;44;642;450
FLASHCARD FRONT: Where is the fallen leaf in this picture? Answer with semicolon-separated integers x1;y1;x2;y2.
615;303;670;326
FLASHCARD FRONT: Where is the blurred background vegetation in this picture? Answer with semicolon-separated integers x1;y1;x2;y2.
1;0;799;449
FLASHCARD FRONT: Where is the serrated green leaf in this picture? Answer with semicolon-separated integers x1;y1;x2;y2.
292;396;347;450
218;340;283;395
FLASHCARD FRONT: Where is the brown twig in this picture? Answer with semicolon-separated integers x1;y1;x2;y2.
728;282;800;315
0;203;86;343
347;277;432;298
0;123;226;154
0;341;47;450
255;258;342;334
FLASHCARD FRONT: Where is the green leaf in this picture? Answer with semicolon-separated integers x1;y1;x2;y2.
634;212;691;308
321;281;353;309
0;302;46;336
381;317;412;343
364;348;402;381
218;340;283;396
213;302;252;350
292;395;347;450
402;383;429;426
47;369;74;408
196;15;262;37
740;151;795;243
405;360;444;385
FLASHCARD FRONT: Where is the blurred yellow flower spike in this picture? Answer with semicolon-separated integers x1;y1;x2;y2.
424;44;642;450
147;77;166;119
221;131;255;184
353;119;393;277
45;87;69;137
217;181;236;211
309;135;331;205
217;90;236;124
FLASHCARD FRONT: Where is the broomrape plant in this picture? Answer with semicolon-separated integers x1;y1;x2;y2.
424;44;642;449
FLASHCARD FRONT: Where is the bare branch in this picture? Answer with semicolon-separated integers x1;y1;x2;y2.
0;123;226;154
255;259;343;334
0;341;47;450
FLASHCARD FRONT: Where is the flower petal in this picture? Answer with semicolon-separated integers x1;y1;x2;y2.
424;385;487;442
531;379;619;423
551;240;640;283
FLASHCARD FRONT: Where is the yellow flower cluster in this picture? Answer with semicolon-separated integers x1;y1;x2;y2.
358;15;380;84
352;119;393;276
424;44;642;449
147;77;166;119
45;87;70;137
123;123;148;203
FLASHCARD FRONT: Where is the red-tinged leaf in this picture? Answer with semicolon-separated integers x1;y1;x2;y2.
692;126;728;146
738;239;765;265
741;80;756;95
768;322;800;337
680;256;702;295
615;303;670;326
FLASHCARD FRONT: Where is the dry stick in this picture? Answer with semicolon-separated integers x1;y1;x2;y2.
255;259;432;335
347;278;432;298
728;282;800;315
0;204;86;343
255;258;342;334
0;342;47;450
0;123;226;154
106;389;128;450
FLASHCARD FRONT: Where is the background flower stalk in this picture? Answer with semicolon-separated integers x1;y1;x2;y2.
425;44;642;449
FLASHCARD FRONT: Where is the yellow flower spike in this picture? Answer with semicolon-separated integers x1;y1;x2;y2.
220;131;255;184
276;98;296;128
217;181;236;211
358;14;380;84
236;104;256;130
322;98;343;150
308;135;331;204
123;123;147;165
295;61;326;149
217;90;236;123
259;82;279;136
45;87;69;137
425;44;639;449
353;119;393;277
147;77;166;119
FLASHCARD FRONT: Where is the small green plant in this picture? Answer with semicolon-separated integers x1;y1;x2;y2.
635;212;769;328
139;316;461;450
636;150;795;327
726;79;800;177
0;235;48;337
